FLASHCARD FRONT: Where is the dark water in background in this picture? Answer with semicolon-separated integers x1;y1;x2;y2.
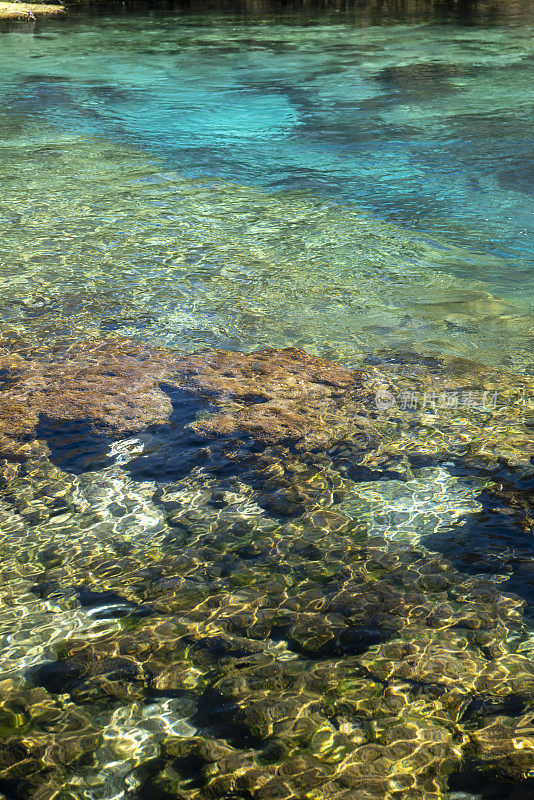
0;3;533;800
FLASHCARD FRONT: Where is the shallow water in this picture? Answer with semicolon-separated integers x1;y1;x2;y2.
0;3;533;800
0;2;533;365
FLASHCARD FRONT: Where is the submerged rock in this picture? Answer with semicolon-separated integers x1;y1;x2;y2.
0;337;531;483
0;683;101;800
0;339;382;469
0;338;532;799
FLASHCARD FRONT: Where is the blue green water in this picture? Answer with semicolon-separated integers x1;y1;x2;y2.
0;2;533;367
0;6;533;800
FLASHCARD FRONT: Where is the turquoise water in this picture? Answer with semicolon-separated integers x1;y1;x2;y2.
0;3;533;366
0;5;533;800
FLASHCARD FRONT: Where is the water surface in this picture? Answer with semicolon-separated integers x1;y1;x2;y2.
0;4;533;800
0;1;533;365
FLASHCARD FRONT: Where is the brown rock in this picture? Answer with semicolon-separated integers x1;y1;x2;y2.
0;339;378;464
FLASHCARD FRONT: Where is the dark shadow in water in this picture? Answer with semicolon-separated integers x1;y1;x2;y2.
35;415;116;473
122;383;221;483
35;377;534;598
448;771;534;800
36;383;267;503
498;157;534;196
35;384;209;476
34;382;303;528
372;61;466;100
419;456;534;617
460;693;526;722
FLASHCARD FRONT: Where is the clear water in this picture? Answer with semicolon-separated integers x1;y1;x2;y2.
0;2;533;366
0;4;533;800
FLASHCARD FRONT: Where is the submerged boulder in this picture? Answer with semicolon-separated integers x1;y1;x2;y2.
0;337;531;481
0;339;383;467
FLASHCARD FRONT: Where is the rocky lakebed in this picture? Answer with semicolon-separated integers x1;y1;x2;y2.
0;337;532;800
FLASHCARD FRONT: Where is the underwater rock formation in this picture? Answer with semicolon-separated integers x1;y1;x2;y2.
0;681;100;800
0;339;380;463
0;338;531;474
0;338;532;799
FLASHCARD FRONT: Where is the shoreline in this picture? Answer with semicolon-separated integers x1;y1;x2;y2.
0;1;64;18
